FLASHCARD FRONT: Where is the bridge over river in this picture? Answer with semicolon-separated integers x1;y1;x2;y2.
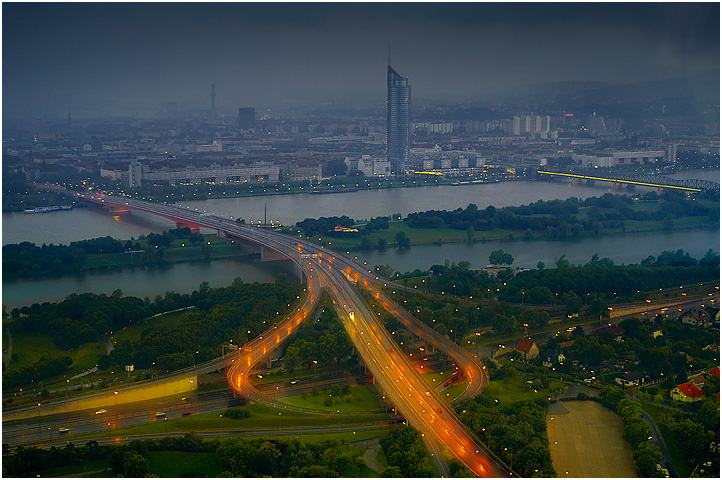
538;169;720;194
69;192;510;477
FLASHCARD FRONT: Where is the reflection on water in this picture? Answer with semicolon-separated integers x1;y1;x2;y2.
2;258;298;311
358;228;720;272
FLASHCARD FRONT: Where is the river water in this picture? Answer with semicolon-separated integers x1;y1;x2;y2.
2;171;719;309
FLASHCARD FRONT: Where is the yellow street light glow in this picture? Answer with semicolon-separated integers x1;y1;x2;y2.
537;171;702;192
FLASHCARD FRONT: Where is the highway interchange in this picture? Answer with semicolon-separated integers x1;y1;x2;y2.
10;193;511;476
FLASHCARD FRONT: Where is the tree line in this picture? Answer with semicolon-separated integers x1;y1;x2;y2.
283;293;355;373
2;227;208;278
4;275;301;386
106;276;301;373
378;425;438;477
403;191;717;240
498;249;720;304
2;431;369;478
457;397;555;477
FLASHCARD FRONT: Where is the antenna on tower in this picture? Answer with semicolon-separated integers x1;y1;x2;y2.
211;83;216;116
388;45;391;65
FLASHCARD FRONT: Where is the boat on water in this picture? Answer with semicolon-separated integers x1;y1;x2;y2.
23;205;73;214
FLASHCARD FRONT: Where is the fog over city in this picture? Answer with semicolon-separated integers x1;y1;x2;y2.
2;2;719;118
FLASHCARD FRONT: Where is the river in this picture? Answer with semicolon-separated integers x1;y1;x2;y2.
2;171;719;309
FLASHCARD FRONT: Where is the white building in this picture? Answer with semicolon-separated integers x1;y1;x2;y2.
572;150;666;168
128;160;279;187
196;140;223;153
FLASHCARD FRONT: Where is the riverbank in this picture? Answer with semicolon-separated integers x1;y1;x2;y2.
108;173;511;203
2;235;251;281
305;216;718;253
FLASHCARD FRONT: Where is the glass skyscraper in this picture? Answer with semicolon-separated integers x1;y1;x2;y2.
387;64;410;175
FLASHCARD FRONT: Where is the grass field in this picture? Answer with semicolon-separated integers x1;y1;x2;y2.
67;403;390;441
249;427;388;444
547;400;637;477
111;311;189;344
442;383;468;402
146;450;225;477
279;385;383;412
482;370;566;404
5;332;106;379
639;401;693;477
42;458;110;477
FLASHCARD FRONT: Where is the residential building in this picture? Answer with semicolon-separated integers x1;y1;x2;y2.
541;350;565;368
288;161;322;183
127;159;279;187
387;63;411;175
595;324;625;342
615;371;645;387
572;150;665;168
680;307;712;327
670;382;704;402
516;338;539;361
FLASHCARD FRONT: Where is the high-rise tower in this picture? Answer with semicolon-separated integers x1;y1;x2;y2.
387;62;410;175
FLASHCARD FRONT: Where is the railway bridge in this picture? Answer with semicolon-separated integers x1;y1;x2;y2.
537;169;720;194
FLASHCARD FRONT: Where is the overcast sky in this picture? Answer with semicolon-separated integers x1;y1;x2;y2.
2;2;719;118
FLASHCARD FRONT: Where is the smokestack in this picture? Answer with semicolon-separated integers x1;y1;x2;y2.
211;83;216;116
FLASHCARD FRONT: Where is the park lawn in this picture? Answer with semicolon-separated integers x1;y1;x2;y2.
279;385;383;412
376;448;389;468
111;311;188;344
481;371;564;405
311;221;516;251
250;364;349;386
250;427;388;445
442;383;468;402
422;370;454;389
70;404;389;440
630;202;663;213
624;217;710;233
5;332;106;378
146;450;225;477
83;242;246;270
43;458;110;477
640;402;694;477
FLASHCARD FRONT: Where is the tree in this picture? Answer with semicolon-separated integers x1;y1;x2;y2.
123;451;149;478
537;261;545;270
633;442;663;476
466;226;475;242
489;249;513;266
381;466;403;477
562;291;583;314
600;386;625;409
359;235;372;250
326;159;348;176
377;237;387;250
394;231;410;249
556;254;571;268
624;418;651;448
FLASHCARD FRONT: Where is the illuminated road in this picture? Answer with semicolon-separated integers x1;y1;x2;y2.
77;193;507;477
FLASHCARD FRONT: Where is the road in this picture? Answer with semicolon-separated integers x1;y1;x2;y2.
2;390;244;446
11;422;395;452
50;193;507;476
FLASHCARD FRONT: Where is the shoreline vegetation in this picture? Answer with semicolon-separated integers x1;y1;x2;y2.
3;191;719;281
2;228;249;281
290;189;718;251
4;166;718;212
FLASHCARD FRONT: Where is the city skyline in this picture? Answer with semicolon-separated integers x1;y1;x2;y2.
386;63;410;174
2;2;719;118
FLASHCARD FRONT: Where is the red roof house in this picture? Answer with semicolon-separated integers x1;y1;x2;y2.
671;381;704;403
516;338;539;360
